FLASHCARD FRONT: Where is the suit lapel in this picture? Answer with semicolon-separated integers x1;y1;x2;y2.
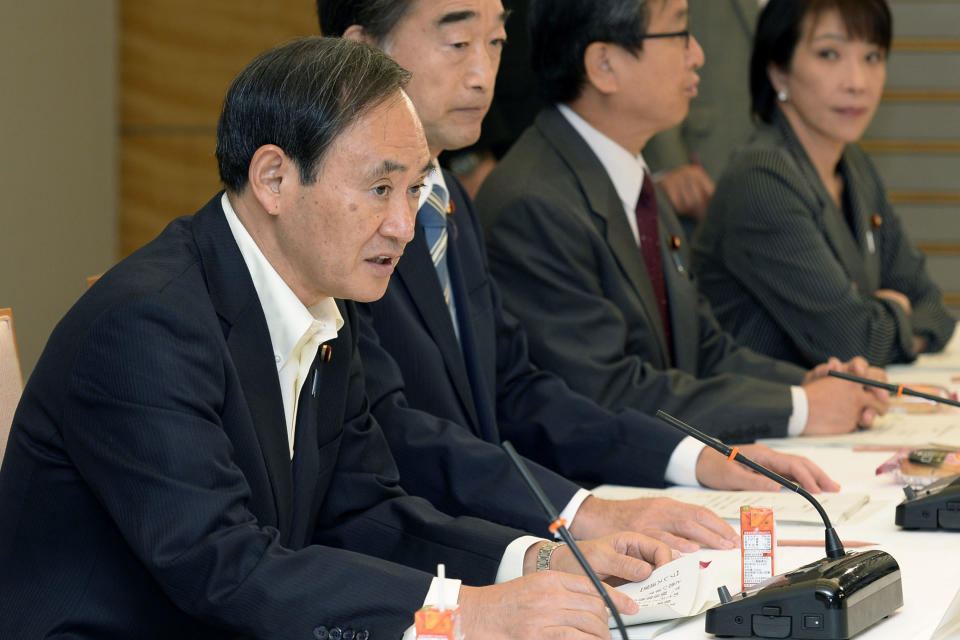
396;223;481;430
289;345;322;543
839;153;882;291
656;194;694;368
193;195;293;533
536;108;671;364
289;301;354;545
444;214;486;433
777;114;874;294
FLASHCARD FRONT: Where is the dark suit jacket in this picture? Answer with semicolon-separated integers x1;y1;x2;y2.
0;194;520;640
359;171;685;537
476;107;809;443
693;109;956;367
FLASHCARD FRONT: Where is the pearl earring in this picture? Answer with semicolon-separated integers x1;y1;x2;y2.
777;89;788;102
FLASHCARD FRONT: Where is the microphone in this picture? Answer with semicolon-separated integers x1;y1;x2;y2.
826;371;960;530
500;441;630;640
655;410;845;559
654;410;902;639
827;369;960;408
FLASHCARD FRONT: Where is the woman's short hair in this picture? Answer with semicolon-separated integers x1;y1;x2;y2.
750;0;892;123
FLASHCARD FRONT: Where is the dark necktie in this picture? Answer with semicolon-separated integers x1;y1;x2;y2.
634;170;672;356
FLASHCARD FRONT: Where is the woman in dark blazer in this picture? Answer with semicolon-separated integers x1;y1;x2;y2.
692;0;955;367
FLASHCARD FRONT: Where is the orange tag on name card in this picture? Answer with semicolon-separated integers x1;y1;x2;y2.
741;505;775;590
415;605;463;640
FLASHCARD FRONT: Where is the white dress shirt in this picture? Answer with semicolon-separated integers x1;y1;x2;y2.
222;193;343;458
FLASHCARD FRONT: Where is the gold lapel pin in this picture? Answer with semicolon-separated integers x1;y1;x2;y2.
670;235;681;250
320;344;332;363
870;214;883;229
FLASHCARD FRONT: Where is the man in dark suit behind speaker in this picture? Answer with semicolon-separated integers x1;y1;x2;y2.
318;0;858;565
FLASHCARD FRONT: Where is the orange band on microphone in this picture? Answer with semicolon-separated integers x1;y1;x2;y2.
548;518;567;534
728;446;740;462
897;384;905;398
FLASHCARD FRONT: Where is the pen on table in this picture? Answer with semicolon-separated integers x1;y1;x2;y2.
778;539;877;548
827;370;960;408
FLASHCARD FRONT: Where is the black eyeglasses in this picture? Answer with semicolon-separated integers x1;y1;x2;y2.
639;30;691;48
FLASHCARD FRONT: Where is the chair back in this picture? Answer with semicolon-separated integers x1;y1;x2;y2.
0;308;23;462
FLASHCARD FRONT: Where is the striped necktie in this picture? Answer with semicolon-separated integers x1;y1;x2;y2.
418;183;460;338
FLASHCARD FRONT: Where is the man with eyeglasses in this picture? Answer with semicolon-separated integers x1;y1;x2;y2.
476;0;889;443
644;0;762;231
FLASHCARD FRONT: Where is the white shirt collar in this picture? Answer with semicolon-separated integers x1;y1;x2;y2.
220;192;343;371
557;103;650;243
419;162;450;215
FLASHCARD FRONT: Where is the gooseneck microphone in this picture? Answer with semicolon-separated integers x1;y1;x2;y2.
654;410;845;559
827;370;960;408
654;410;902;639
501;441;630;640
824;371;960;530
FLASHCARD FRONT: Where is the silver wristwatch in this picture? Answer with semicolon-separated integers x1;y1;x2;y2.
536;541;566;571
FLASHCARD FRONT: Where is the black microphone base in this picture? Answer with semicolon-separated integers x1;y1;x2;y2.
705;550;902;639
896;473;960;529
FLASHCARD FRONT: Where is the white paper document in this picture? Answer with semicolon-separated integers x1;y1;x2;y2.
592;486;871;525
931;584;960;640
608;555;718;636
759;413;960;450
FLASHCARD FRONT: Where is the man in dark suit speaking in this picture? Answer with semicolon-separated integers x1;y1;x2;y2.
476;0;888;445
0;37;671;640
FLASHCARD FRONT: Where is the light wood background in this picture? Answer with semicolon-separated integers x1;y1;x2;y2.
120;0;318;256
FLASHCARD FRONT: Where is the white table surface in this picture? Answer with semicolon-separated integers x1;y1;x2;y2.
650;322;960;639
596;326;960;638
630;444;958;639
615;322;960;640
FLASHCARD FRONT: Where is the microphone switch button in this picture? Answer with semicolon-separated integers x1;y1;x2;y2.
803;614;824;629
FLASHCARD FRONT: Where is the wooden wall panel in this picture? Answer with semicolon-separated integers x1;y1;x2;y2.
869;0;960;310
120;0;318;255
121;135;219;255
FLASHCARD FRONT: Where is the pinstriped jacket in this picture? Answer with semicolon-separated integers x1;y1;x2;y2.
692;109;956;367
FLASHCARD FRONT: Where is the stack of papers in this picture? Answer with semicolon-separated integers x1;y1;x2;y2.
760;413;960;450
592;486;871;525
608;555;718;639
